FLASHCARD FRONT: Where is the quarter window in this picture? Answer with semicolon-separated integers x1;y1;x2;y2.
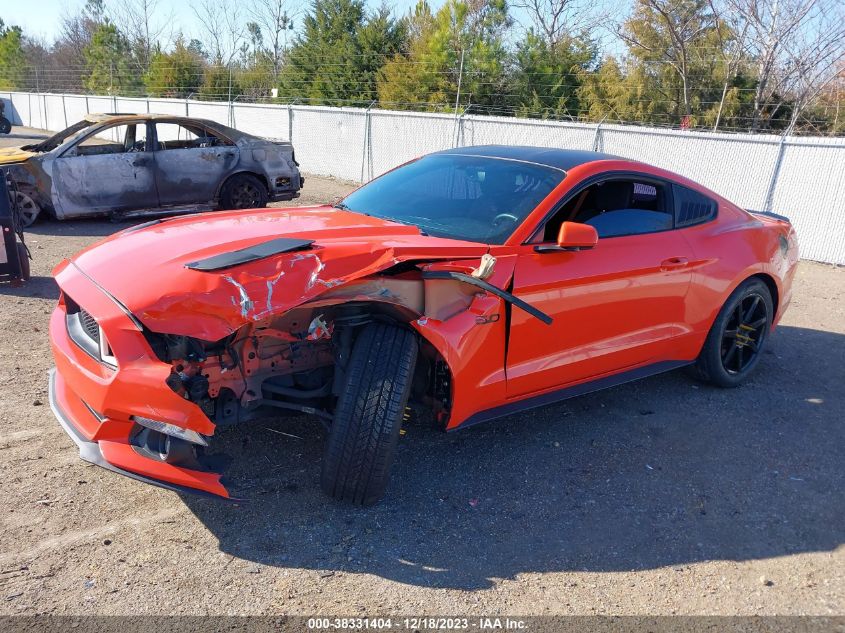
673;184;717;227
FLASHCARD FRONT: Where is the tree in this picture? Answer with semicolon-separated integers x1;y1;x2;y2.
144;36;205;97
619;0;725;122
722;0;845;131
279;0;405;105
509;30;596;118
111;0;173;75
191;0;245;66
248;0;297;80
52;0;108;91
377;0;510;112
512;0;605;48
0;21;30;90
83;22;143;95
705;0;751;130
579;56;661;123
198;65;241;101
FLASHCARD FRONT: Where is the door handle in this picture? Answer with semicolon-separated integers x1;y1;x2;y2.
660;257;689;271
131;157;149;167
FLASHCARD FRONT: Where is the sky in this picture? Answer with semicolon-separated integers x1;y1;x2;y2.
2;0;435;44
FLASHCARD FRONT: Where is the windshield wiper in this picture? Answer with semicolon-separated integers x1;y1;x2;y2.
332;201;350;210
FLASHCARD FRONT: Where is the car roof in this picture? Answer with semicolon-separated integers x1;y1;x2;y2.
83;112;224;128
433;145;622;172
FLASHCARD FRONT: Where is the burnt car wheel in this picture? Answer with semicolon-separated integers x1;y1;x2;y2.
692;278;773;388
219;174;269;210
0;117;11;134
321;322;418;505
13;191;41;228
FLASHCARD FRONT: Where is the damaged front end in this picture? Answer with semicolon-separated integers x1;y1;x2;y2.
48;215;550;499
142;259;505;441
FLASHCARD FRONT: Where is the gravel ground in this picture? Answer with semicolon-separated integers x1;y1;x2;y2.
0;127;843;617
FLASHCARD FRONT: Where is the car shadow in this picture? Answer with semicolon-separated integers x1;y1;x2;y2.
0;274;59;299
24;217;134;239
181;324;844;590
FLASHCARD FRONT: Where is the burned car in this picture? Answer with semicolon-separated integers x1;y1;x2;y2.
48;146;798;505
0;113;302;226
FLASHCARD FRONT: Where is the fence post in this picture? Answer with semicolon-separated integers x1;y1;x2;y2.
763;134;788;212
288;101;295;144
452;105;472;148
592;118;605;152
61;94;68;128
84;95;89;115
360;101;376;183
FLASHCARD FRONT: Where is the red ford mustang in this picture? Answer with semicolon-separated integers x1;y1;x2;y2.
48;146;799;504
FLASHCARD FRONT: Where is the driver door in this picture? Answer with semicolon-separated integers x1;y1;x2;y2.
506;175;695;397
51;122;157;218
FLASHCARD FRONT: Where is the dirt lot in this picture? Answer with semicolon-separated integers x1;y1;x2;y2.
0;128;843;617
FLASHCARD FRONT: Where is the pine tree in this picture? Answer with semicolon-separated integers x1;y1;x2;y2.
84;23;143;95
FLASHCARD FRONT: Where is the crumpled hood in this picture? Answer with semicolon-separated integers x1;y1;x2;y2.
0;147;36;165
69;205;489;340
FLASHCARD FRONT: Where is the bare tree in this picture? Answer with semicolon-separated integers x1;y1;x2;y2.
248;0;297;79
780;3;845;133
707;0;749;130
618;0;718;118
727;0;845;130
53;0;108;90
512;0;606;46
191;0;245;66
110;0;174;73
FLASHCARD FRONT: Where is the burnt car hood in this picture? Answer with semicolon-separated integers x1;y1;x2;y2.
68;205;489;340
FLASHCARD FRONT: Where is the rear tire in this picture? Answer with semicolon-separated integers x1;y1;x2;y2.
0;117;11;134
321;322;418;505
692;278;773;388
218;174;268;210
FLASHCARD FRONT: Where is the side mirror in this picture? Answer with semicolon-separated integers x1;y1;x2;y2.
535;221;598;252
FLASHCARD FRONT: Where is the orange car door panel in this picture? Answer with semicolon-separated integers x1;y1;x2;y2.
506;231;694;397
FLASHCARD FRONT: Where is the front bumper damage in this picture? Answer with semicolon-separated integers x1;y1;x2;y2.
48;261;232;499
48;369;232;500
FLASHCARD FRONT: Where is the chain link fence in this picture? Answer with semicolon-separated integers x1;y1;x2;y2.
3;90;844;265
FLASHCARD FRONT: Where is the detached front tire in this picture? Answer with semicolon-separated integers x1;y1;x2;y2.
321;322;418;505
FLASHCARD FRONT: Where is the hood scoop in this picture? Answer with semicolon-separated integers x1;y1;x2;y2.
185;237;315;272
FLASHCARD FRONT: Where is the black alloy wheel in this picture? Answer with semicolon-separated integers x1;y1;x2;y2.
720;292;769;374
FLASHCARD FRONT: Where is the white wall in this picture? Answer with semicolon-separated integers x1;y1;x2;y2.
3;91;844;264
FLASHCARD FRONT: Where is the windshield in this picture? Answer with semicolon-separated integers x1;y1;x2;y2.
21;119;97;153
339;154;565;244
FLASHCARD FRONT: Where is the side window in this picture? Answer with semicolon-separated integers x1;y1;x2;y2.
673;184;717;227
154;122;232;150
73;123;147;157
541;178;673;241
